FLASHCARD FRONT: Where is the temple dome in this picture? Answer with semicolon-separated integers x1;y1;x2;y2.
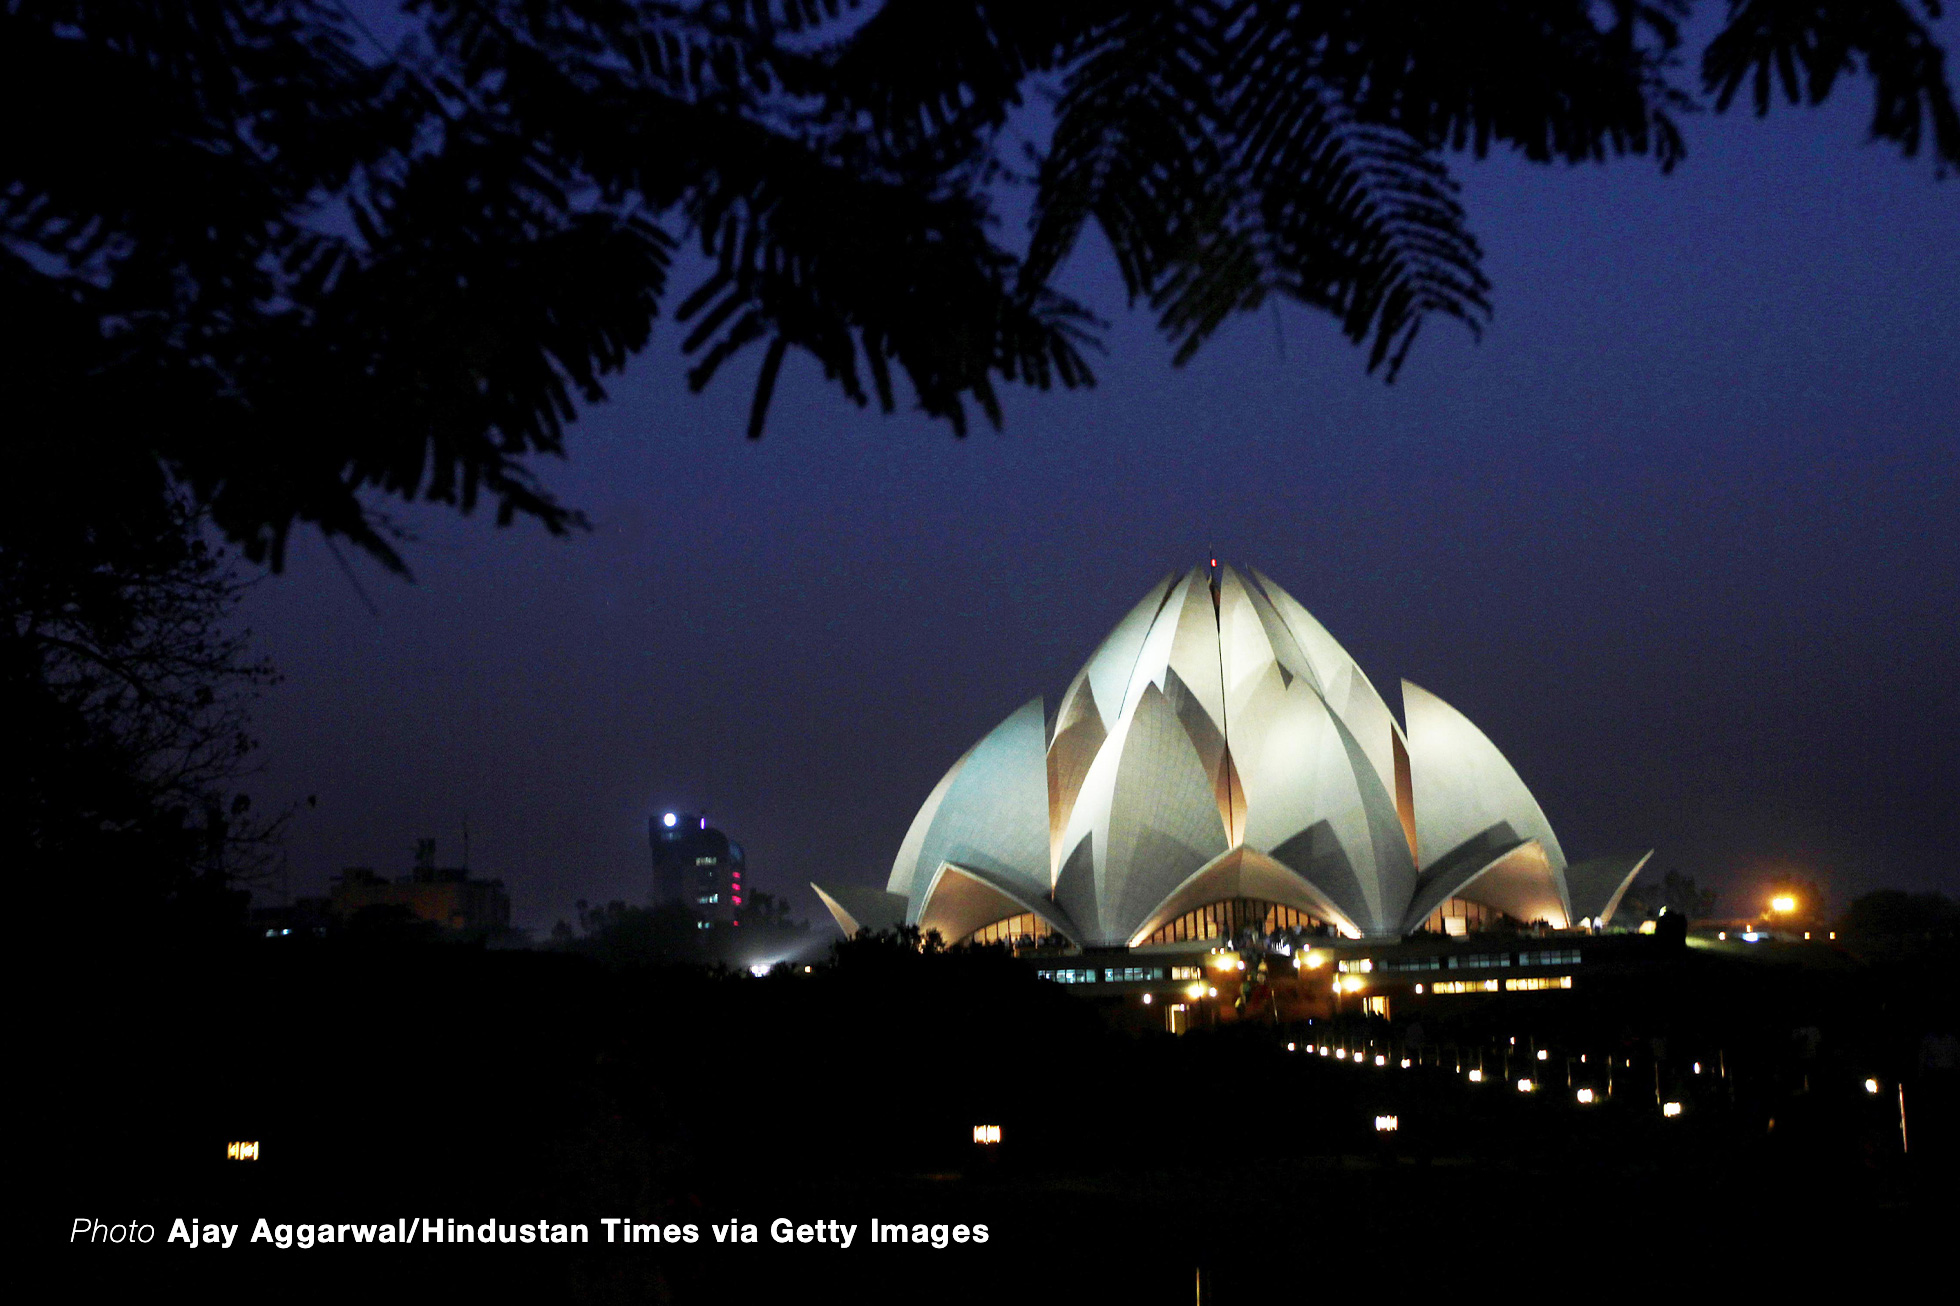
816;565;1647;947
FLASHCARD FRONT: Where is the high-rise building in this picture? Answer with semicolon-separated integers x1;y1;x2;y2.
650;811;746;926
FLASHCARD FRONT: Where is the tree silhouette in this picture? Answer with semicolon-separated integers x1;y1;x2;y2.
1;487;281;937
5;1;1953;572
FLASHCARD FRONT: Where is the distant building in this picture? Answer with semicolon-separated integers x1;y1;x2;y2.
249;896;334;941
330;839;511;936
650;811;746;926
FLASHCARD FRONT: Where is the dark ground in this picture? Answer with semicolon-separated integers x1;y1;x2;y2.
34;934;1957;1301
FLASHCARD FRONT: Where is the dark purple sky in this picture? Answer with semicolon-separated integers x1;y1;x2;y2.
236;76;1958;933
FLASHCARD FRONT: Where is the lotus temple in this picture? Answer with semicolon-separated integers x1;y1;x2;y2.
813;564;1654;1016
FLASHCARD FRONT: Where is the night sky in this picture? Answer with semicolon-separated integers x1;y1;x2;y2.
235;76;1958;934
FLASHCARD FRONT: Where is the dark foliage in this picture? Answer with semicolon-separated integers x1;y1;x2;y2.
6;2;1952;574
1623;867;1723;919
1838;889;1960;958
1;481;279;939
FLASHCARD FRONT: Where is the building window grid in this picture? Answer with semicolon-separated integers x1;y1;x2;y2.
1035;967;1101;984
1139;898;1328;947
1504;975;1575;992
960;912;1053;948
1421;897;1511;936
1431;979;1502;994
1518;948;1582;967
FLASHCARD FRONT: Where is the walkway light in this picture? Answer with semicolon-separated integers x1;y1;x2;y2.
1576;1088;1596;1104
1468;1069;1484;1083
1374;1054;1386;1066
1865;1078;1881;1095
1536;1049;1549;1061
1517;1078;1535;1093
1400;1058;1412;1069
1662;1101;1683;1117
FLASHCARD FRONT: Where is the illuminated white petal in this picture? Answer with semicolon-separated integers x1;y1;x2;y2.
811;883;908;938
1128;847;1361;945
908;697;1052;902
1078;572;1179;731
1058;680;1229;946
1565;851;1654;927
1251;569;1405;804
914;863;1080;945
1234;663;1415;936
1402;679;1569;877
886;746;971;898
